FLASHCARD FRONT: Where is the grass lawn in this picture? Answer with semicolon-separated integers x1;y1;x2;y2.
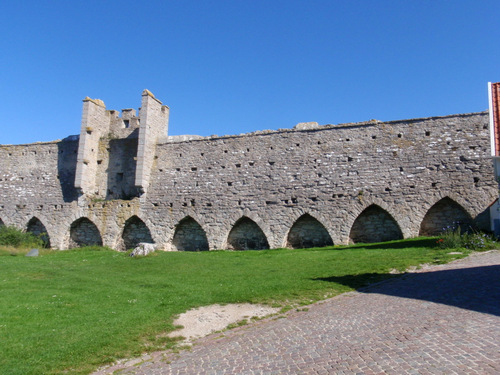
0;238;472;374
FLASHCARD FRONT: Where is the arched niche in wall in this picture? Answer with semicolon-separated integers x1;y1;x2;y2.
349;204;403;244
419;197;473;236
172;216;209;251
286;214;333;249
122;216;153;250
226;217;270;250
26;216;51;248
0;218;4;227
69;217;103;248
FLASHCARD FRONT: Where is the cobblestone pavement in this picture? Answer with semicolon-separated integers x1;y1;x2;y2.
110;251;500;374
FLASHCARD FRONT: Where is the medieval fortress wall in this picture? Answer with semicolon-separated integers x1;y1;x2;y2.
0;90;497;250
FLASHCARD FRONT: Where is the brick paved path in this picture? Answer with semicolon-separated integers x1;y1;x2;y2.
109;251;500;374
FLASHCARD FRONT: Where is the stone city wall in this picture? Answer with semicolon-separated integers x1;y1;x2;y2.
0;92;497;250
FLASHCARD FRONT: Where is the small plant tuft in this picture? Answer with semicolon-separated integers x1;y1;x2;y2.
226;319;248;330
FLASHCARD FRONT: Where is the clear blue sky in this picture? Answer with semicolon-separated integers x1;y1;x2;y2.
1;0;499;145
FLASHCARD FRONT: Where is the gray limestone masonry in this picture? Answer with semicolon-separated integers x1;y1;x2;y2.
0;90;497;250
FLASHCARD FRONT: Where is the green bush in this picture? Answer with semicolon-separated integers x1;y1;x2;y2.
437;224;497;251
462;231;497;250
0;226;44;248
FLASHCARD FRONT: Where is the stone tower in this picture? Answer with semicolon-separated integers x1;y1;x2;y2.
135;90;170;194
74;90;169;199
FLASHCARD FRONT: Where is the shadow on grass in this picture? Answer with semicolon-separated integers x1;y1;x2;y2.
315;264;500;316
341;237;439;250
304;237;440;252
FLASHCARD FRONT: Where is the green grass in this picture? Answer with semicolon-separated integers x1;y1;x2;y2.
0;238;476;374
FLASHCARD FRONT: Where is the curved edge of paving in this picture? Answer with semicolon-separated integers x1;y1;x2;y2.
94;250;500;375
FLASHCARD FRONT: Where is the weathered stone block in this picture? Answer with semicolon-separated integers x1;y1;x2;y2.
130;242;156;257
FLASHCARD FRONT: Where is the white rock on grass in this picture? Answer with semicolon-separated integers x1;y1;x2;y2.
26;248;39;257
130;243;156;257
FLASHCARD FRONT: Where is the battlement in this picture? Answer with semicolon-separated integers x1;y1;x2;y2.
107;108;140;138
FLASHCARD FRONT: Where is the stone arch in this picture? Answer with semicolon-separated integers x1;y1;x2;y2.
286;214;333;249
349;204;403;244
122;215;153;250
26;216;51;248
419;197;474;236
226;216;270;250
341;197;412;242
172;216;209;251
69;217;103;248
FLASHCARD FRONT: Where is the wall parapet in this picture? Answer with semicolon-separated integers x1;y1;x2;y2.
160;111;488;145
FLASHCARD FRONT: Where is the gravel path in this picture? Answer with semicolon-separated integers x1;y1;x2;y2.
100;251;500;374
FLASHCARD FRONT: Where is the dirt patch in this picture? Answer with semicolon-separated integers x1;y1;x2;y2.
93;303;280;374
168;303;280;344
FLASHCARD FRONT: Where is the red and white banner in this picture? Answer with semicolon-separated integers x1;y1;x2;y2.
489;82;500;156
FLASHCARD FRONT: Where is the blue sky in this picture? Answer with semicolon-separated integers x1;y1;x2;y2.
1;0;499;145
